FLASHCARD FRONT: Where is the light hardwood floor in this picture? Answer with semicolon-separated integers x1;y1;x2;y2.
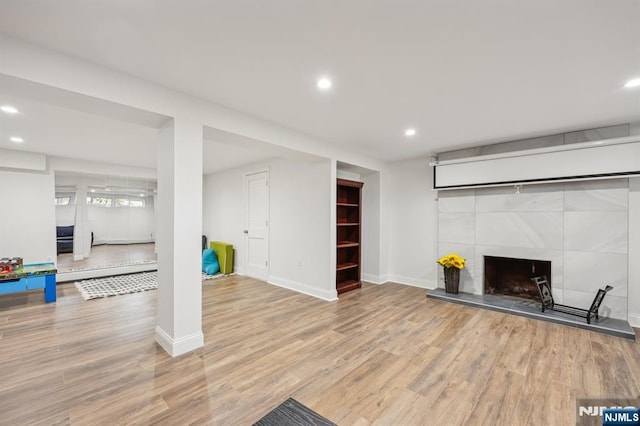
0;276;638;425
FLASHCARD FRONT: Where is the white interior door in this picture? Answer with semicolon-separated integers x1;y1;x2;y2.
244;170;269;280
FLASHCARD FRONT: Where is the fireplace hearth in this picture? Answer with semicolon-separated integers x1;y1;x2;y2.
484;256;551;301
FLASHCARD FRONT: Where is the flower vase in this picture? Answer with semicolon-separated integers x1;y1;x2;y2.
444;267;460;294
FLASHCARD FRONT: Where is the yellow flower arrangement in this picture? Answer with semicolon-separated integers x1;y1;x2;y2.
438;253;466;270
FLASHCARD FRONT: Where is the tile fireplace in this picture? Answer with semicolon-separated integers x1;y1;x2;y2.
437;179;630;321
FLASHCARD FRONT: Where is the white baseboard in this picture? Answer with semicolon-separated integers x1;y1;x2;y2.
155;326;204;357
56;262;157;282
387;274;437;290
268;275;338;301
362;273;386;284
629;313;640;328
93;239;155;245
73;254;84;261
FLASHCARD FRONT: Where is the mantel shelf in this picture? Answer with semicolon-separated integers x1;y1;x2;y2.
337;222;359;226
337;203;359;207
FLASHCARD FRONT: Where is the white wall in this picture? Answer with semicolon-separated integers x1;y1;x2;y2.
203;157;334;300
361;172;382;283
0;169;56;264
87;206;107;242
90;203;155;244
386;158;438;288
337;169;360;181
378;171;390;283
269;158;333;298
202;165;244;270
54;164;157;245
56;204;75;226
56;202;155;244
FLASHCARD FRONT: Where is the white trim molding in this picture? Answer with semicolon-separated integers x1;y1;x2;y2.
268;275;338;301
56;262;157;282
155;326;204;357
628;313;640;329
362;273;387;285
387;274;437;290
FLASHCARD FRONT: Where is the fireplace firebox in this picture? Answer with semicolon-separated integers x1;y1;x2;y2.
484;256;551;300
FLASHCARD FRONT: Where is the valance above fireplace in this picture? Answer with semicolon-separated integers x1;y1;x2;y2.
432;135;640;189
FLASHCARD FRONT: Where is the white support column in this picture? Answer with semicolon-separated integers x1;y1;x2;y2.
73;186;90;261
155;117;204;356
153;194;158;254
628;177;640;327
329;159;337;295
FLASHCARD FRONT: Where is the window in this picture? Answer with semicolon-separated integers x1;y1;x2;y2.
55;192;74;205
85;195;144;208
87;196;112;207
55;197;71;206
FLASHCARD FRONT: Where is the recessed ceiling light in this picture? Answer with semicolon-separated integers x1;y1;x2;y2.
1;105;19;114
139;193;145;197
405;128;417;137
105;188;111;192
624;78;640;88
317;77;332;90
90;189;96;193
10;136;24;143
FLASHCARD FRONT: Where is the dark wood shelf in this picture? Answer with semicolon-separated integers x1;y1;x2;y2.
336;262;358;271
337;280;361;294
337;241;359;248
336;178;363;296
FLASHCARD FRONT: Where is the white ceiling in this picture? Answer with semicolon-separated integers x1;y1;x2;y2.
0;89;160;169
0;0;639;164
0;76;289;175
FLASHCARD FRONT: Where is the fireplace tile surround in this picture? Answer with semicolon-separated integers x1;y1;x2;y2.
437;179;630;321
